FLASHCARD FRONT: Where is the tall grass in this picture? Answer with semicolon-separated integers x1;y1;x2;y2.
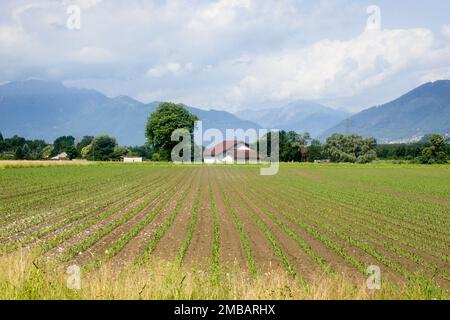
0;250;447;300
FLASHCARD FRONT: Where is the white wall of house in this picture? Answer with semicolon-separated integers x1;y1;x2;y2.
222;154;234;164
236;143;250;151
204;157;216;164
204;143;257;164
123;157;143;163
204;153;234;164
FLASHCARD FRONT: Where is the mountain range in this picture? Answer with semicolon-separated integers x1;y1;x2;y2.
236;101;350;137
320;80;450;143
0;80;260;145
1;79;449;145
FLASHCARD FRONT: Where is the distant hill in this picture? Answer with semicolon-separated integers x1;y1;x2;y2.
236;100;349;137
321;80;450;143
4;80;449;146
0;80;260;145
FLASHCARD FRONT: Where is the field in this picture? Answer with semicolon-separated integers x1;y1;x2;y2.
0;162;449;299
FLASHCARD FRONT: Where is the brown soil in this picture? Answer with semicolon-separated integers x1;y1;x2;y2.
183;169;214;267
44;172;181;261
151;170;201;260
104;172;194;270
218;170;283;273
210;170;247;268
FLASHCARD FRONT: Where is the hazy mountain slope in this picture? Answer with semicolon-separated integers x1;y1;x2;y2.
236;100;349;137
321;80;450;142
0;80;260;145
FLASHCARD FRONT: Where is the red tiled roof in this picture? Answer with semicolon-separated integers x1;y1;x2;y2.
203;140;246;157
233;149;258;159
203;140;259;160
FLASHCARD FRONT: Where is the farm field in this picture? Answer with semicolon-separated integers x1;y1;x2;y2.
0;162;449;299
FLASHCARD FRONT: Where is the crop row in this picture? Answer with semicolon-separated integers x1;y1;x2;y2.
256;173;450;263
1;172;174;253
135;173;197;266
215;174;258;276
83;172;193;271
37;170;185;255
237;171;448;285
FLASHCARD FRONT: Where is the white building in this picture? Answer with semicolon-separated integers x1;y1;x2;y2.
51;152;69;161
203;140;258;164
122;156;143;163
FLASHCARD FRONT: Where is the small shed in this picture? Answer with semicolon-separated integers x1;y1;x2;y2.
122;156;143;163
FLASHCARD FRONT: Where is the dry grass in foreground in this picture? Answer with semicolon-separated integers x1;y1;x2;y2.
0;251;447;300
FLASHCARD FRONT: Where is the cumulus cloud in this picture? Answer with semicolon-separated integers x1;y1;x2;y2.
225;28;436;106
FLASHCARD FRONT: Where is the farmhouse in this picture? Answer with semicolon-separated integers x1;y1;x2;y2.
203;140;258;164
121;156;143;163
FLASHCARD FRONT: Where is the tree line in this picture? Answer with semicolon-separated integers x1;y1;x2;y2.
144;103;449;164
376;135;450;164
257;132;448;164
0;133;151;161
1;102;449;164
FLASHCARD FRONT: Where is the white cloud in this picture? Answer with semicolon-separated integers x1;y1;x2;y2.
420;67;450;83
0;25;26;47
70;0;103;9
199;0;251;26
224;28;439;106
146;62;193;78
71;47;115;64
442;24;450;39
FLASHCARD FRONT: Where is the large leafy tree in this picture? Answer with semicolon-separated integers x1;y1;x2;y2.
292;132;311;162
14;146;24;160
65;145;79;160
112;146;130;160
41;145;53;159
323;133;377;163
128;144;154;159
145;102;198;161
308;139;323;162
81;144;93;159
420;134;448;164
21;144;31;160
8;135;26;149
0;132;3;142
256;130;312;162
89;135;117;161
15;144;30;160
76;136;94;153
53;136;76;155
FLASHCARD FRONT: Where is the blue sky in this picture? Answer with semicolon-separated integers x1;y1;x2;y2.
1;0;449;112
